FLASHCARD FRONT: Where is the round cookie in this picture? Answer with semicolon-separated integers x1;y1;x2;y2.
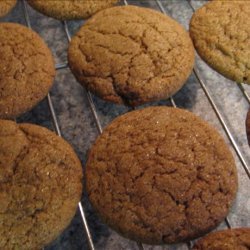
190;1;250;84
27;0;118;20
86;106;238;244
0;0;16;18
68;6;195;106
193;228;250;249
0;120;83;250
245;108;250;145
0;23;55;119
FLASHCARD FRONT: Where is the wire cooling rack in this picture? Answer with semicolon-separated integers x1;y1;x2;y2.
2;0;250;249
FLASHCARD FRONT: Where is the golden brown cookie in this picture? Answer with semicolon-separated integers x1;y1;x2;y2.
193;228;250;249
86;106;238;244
0;23;55;119
0;120;83;250
0;0;16;18
27;0;118;20
190;1;250;84
68;5;195;106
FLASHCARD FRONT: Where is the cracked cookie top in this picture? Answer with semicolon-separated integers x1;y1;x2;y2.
28;0;118;20
86;106;238;244
0;120;83;250
190;1;250;84
0;23;55;119
193;228;250;249
0;0;16;17
68;5;195;106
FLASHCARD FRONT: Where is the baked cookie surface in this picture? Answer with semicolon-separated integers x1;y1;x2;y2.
0;23;55;119
0;120;83;250
0;0;16;17
86;106;238;244
193;228;250;249
190;1;250;84
28;0;118;20
68;6;195;106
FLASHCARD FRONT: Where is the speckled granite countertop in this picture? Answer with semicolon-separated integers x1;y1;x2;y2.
1;0;250;249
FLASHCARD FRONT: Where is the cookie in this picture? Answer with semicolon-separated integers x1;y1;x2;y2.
0;120;83;250
68;6;195;106
190;1;250;84
0;23;55;119
27;0;118;20
86;106;238;244
193;228;250;249
0;0;16;18
245;108;250;145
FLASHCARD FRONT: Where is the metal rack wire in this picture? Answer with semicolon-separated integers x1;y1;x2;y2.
17;0;250;249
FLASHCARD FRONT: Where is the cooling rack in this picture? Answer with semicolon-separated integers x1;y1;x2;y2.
1;0;250;249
